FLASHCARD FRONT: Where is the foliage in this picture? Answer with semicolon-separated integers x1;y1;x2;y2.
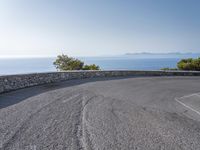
53;54;84;70
82;64;100;70
160;57;200;71
160;67;178;71
53;54;100;71
177;57;200;71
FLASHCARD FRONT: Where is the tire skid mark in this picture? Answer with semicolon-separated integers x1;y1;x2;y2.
80;94;124;150
1;90;84;150
79;92;98;150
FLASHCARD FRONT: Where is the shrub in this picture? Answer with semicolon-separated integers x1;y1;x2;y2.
177;57;200;71
53;54;84;71
160;67;178;71
53;54;100;71
82;64;100;70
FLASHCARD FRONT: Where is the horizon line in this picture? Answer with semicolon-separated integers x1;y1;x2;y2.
0;52;200;58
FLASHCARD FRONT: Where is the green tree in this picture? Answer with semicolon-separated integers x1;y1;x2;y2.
53;54;100;71
53;54;84;70
192;58;200;71
160;67;178;71
177;57;200;71
82;64;100;70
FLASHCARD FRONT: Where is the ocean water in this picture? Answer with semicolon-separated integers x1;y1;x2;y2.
0;54;199;75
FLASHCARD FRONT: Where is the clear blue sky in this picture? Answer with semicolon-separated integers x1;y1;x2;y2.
0;0;200;57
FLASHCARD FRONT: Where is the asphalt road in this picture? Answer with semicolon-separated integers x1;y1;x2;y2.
1;76;200;150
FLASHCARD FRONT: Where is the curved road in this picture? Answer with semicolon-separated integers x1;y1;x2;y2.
1;76;200;150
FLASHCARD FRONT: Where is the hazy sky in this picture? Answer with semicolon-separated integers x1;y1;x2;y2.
0;0;200;57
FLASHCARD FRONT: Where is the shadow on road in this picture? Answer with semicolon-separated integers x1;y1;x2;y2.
0;76;138;109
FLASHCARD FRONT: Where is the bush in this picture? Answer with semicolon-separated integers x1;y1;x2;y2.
82;64;100;70
53;54;100;71
160;67;178;71
53;54;84;70
160;57;200;71
177;57;200;71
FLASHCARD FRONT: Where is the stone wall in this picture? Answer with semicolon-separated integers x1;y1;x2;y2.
0;70;200;93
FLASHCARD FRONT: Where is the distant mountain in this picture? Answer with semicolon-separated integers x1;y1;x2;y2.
125;52;199;55
123;52;200;59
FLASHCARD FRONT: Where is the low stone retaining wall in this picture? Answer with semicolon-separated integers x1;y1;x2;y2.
0;70;200;93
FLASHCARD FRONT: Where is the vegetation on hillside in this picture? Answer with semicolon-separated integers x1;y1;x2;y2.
53;54;100;71
161;57;200;71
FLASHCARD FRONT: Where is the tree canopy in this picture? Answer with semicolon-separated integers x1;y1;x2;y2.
53;54;100;71
177;57;200;71
161;57;200;71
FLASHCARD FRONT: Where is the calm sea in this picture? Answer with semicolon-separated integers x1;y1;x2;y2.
0;54;199;75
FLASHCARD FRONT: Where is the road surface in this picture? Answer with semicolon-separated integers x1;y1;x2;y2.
1;76;200;150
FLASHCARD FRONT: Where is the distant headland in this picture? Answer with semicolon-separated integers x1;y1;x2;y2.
125;52;200;55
